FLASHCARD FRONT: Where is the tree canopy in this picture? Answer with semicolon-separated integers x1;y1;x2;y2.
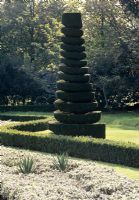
0;0;139;109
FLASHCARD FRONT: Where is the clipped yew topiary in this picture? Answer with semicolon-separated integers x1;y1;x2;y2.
48;13;105;138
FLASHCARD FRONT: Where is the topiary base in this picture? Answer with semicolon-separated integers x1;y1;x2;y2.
48;121;105;138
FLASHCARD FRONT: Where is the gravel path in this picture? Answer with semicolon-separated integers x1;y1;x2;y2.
0;146;139;200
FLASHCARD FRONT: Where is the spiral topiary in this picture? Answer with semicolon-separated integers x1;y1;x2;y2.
48;13;105;138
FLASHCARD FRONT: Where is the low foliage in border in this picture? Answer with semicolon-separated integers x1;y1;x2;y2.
53;153;69;171
18;157;34;174
0;119;139;168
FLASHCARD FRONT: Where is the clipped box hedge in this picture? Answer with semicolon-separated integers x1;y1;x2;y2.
61;44;85;52
0;115;46;122
61;36;85;45
54;110;101;124
48;121;105;138
56;90;95;102
0;119;139;168
62;13;82;28
61;58;87;67
58;71;90;82
13;119;49;132
57;81;92;92
59;65;89;75
0;105;55;112
61;51;86;60
61;27;83;37
55;100;98;114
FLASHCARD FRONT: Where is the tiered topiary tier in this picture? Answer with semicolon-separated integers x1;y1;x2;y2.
48;13;105;138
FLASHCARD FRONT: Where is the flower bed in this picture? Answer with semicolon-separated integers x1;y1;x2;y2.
1;146;139;200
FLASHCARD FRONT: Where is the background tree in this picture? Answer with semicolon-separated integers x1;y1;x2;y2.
119;0;139;18
0;0;63;104
82;0;139;109
0;0;138;109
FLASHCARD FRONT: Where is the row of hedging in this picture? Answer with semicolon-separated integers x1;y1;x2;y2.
0;119;139;168
1;102;138;113
0;104;55;112
0;115;46;122
12;119;49;132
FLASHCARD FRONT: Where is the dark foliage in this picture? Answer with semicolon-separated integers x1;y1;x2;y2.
49;13;105;138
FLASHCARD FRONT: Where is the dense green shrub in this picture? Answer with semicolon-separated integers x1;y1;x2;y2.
35;96;48;105
0;120;139;168
61;36;85;45
58;72;90;82
59;65;89;75
56;90;95;102
61;51;86;60
61;27;83;37
57;81;92;92
49;121;105;138
62;13;82;28
47;95;55;104
49;13;105;138
54;110;101;124
55;100;98;113
61;44;85;52
61;58;87;67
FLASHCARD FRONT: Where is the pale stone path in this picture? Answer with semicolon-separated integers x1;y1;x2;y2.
0;146;139;200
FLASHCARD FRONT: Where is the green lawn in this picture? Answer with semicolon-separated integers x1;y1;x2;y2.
0;111;139;182
100;112;139;182
101;112;139;145
95;161;139;183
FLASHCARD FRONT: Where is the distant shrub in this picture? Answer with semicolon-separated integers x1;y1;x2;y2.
47;95;55;104
0;97;6;105
35;96;48;105
13;95;22;105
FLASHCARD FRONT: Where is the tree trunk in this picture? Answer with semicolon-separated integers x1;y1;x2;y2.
102;85;108;108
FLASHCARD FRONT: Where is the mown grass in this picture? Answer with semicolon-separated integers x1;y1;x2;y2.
0;110;139;182
100;112;139;181
101;112;139;145
96;161;139;183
